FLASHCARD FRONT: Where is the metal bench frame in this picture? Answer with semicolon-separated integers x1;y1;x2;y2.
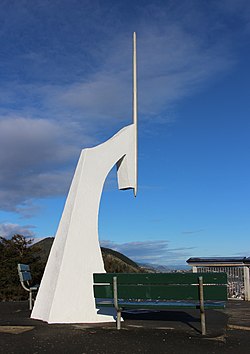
93;272;227;335
17;263;39;310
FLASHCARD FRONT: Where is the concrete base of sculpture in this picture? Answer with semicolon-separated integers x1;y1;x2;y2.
31;124;136;323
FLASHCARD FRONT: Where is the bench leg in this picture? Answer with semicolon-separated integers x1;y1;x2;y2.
200;307;206;336
198;276;206;335
29;291;33;310
117;310;122;330
113;276;122;330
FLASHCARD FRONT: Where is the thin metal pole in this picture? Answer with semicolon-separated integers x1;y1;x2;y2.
29;291;33;310
198;276;206;335
133;31;138;198
243;266;250;301
117;310;122;330
113;276;121;330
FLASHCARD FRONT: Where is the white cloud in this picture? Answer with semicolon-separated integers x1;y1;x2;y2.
39;24;233;126
182;229;204;235
100;239;195;265
0;1;247;214
0;116;94;212
0;223;36;239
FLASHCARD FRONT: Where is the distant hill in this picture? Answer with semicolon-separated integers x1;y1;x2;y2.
0;235;145;302
139;262;190;272
32;237;54;263
32;237;143;273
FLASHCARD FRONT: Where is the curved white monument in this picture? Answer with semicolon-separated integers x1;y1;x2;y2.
31;33;138;323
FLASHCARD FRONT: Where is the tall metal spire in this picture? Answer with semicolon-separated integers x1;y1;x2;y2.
133;32;138;197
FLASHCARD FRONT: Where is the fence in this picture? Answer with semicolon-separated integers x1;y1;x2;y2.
187;257;250;301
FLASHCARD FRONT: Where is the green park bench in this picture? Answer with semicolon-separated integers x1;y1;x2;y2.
93;272;227;335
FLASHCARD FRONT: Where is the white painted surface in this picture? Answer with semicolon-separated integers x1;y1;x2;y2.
31;124;137;323
243;266;250;301
192;266;198;273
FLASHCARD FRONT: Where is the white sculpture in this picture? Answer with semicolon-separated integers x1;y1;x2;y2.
31;33;138;323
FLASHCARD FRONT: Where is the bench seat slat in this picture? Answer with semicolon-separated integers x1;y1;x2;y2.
20;273;32;282
18;264;30;272
94;284;227;301
93;273;227;285
18;264;32;282
95;300;226;310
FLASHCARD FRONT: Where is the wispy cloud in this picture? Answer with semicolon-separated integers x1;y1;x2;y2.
0;222;36;239
100;239;195;265
0;0;248;214
182;229;204;235
233;251;250;257
0;116;96;212
2;25;233;126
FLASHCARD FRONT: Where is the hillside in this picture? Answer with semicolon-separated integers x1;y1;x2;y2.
33;237;143;273
32;237;54;262
0;234;145;302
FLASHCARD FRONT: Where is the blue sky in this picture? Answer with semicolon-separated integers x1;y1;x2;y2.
0;0;249;266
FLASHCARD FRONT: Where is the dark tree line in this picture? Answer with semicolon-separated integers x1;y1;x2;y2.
0;234;143;302
0;235;45;301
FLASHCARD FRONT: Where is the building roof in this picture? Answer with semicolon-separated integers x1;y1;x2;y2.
186;257;250;265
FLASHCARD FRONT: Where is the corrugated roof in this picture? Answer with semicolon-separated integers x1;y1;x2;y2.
186;257;249;264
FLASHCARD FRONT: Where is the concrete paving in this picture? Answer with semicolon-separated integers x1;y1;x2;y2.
0;300;250;353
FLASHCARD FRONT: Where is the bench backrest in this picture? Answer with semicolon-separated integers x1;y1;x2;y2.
18;263;32;283
93;273;227;301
